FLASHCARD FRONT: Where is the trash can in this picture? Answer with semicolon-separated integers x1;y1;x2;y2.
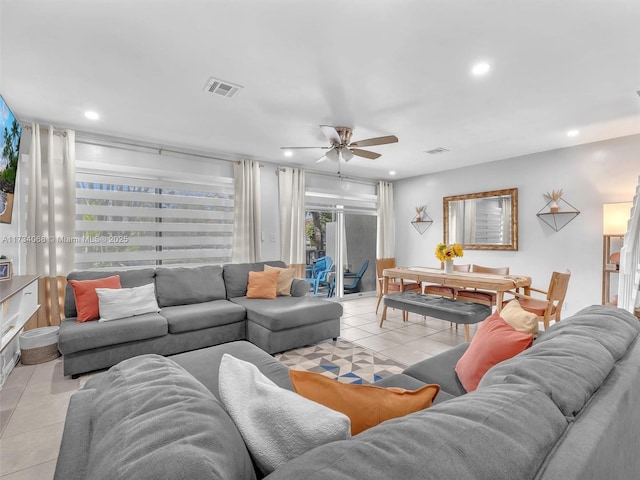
19;326;61;365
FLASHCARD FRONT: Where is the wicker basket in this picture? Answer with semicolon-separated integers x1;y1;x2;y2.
19;326;61;365
21;343;61;365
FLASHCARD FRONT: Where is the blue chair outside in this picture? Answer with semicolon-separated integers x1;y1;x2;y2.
327;259;370;297
309;256;333;295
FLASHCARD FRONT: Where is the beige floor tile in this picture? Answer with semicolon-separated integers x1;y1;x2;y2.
2;366;34;391
380;345;433;366
352;335;401;353
356;320;404;335
339;327;373;342
395;323;443;337
17;379;79;409
3;394;71;438
0;385;23;410
0;459;57;480
27;360;65;386
341;315;375;327
426;330;469;347
376;330;420;345
404;337;457;356
0;422;64;476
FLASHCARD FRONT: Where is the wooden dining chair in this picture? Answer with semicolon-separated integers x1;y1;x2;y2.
456;264;510;307
502;270;571;329
423;263;471;299
375;258;421;316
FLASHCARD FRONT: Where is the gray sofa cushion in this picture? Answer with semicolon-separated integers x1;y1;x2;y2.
265;384;568;480
85;355;256;480
223;261;287;298
155;265;226;307
403;343;469;397
54;389;95;480
64;268;156;318
232;296;343;331
535;305;640;361
479;336;614;418
160;300;246;334
58;313;168;355
170;341;293;400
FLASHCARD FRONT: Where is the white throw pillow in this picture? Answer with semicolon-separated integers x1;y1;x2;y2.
218;354;351;476
96;283;160;322
500;299;539;335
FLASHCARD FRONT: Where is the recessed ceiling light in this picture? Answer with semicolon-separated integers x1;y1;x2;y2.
471;62;491;76
283;150;293;157
85;111;100;120
567;129;579;137
389;171;396;176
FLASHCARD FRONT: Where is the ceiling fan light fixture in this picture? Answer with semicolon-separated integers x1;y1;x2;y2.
341;148;354;162
325;148;340;162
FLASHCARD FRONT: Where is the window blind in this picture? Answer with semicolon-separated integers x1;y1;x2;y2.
75;162;233;269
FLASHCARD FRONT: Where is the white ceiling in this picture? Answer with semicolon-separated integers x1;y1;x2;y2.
1;0;639;180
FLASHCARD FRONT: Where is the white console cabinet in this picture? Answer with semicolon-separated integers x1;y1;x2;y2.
0;275;40;387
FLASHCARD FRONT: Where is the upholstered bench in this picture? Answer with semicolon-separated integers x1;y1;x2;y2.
381;292;491;340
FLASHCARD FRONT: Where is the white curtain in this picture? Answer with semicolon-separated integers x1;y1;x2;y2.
376;181;395;258
26;124;76;326
278;167;306;275
232;160;261;263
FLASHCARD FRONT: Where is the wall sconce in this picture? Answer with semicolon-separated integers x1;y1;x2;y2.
411;204;433;234
603;202;632;235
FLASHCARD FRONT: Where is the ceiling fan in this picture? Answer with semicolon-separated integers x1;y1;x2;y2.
281;125;398;163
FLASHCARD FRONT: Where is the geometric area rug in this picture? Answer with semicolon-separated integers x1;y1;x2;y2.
274;339;407;385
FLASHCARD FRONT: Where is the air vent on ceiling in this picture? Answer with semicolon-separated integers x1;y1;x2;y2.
425;147;450;155
203;77;243;98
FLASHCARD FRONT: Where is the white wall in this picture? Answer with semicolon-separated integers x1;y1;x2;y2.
394;133;640;317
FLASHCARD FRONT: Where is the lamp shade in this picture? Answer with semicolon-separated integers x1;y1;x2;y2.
603;202;632;235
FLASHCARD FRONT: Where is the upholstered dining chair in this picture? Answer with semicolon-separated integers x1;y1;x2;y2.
502;270;571;330
375;258;421;316
423;263;471;299
455;264;510;307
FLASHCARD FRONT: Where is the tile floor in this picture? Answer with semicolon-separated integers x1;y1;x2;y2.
0;294;469;479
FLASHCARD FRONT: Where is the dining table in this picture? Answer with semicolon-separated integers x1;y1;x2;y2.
381;266;532;320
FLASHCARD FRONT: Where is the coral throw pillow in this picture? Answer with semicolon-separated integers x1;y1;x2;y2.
290;370;440;435
455;312;534;392
500;300;539;335
246;270;279;299
68;275;122;322
264;264;296;296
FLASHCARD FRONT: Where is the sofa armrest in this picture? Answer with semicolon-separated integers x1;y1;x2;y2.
290;278;310;297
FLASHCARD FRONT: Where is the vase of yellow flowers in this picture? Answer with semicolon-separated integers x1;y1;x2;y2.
435;243;464;273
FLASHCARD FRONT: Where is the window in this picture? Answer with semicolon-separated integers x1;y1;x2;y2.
74;142;233;269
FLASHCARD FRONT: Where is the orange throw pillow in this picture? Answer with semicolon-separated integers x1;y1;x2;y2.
246;270;279;299
455;312;533;392
68;275;122;322
264;264;296;296
289;370;440;435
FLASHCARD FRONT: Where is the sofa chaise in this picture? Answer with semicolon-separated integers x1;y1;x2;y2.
57;261;342;377
54;305;640;479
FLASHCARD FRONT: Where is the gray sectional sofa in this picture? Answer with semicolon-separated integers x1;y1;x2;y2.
55;305;640;479
58;261;342;377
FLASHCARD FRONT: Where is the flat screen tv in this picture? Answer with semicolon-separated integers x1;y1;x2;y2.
0;94;22;224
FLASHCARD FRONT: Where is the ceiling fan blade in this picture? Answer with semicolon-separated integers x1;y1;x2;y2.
280;146;330;150
350;148;381;160
315;154;328;163
320;125;342;145
349;135;398;148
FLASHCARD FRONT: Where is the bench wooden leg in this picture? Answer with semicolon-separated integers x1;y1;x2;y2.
380;305;388;327
464;324;471;342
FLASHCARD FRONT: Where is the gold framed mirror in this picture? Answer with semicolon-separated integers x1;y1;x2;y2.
443;188;518;251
